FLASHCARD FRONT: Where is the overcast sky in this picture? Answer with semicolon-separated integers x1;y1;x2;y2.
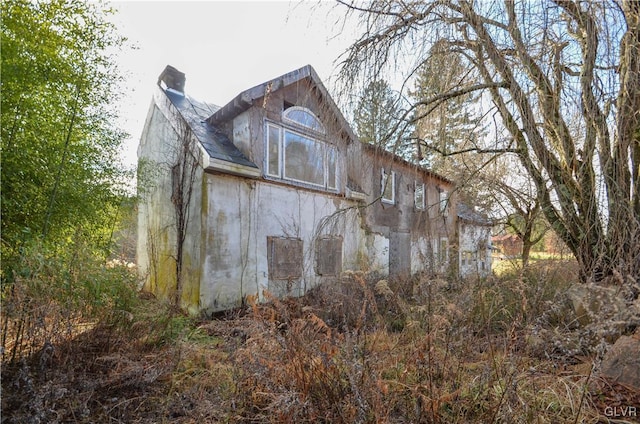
110;1;359;168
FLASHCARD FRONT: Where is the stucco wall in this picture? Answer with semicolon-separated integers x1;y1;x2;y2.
138;76;469;314
137;90;204;315
458;222;492;277
198;172;394;313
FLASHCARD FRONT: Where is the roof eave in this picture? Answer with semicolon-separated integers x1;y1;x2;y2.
202;153;261;178
206;65;359;144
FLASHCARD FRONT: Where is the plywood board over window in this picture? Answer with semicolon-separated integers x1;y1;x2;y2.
315;236;343;276
267;237;303;280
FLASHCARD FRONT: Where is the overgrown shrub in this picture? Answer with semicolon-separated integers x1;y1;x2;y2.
1;239;139;364
229;265;600;423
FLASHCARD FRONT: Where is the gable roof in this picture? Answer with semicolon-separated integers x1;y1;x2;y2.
457;203;492;226
206;65;359;144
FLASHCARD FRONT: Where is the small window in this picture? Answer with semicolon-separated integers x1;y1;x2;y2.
381;169;395;204
439;238;449;264
415;182;425;210
315;236;343;276
267;124;281;177
283;107;325;133
267;237;303;280
439;189;448;216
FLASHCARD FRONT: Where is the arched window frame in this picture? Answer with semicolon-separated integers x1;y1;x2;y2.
264;106;337;191
282;106;326;134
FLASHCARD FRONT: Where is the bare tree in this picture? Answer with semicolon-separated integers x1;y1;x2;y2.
336;0;640;284
489;171;549;268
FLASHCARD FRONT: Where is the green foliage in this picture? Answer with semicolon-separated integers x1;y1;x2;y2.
0;0;139;366
410;49;492;211
353;79;414;159
411;50;485;171
1;238;139;363
1;0;130;254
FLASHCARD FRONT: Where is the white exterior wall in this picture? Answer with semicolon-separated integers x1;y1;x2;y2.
199;174;393;313
137;90;205;314
458;222;492;277
139;76;468;314
411;237;433;274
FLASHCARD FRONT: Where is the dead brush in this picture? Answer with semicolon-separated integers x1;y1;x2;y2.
198;267;603;423
303;271;384;331
232;291;355;422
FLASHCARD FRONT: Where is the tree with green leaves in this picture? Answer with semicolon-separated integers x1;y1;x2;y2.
410;48;492;213
1;0;137;364
1;0;129;258
411;49;485;172
336;0;640;284
353;79;414;160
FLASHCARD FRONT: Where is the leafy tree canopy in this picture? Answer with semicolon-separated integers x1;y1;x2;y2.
353;79;415;160
1;0;130;258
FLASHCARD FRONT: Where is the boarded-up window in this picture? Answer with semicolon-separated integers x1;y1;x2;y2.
315;236;343;276
267;237;303;280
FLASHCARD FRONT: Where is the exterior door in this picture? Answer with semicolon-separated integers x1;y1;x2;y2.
389;231;411;278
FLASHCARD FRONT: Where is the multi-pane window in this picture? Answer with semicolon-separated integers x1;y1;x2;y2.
439;189;448;216
381;169;395;204
415;182;425;210
265;108;336;191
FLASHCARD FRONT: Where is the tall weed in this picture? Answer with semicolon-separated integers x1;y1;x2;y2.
1;239;139;364
230;263;599;423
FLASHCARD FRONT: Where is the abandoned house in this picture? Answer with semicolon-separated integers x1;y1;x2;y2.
137;65;489;314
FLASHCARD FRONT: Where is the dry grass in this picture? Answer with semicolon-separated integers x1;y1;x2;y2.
3;261;638;423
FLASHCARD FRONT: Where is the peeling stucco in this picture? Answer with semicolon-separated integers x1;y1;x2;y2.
138;65;484;315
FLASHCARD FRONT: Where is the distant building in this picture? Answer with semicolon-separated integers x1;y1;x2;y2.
492;234;523;258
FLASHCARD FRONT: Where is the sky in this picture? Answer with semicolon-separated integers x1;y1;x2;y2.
109;1;360;169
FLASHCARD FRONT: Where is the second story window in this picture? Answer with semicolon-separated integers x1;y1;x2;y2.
381;168;395;204
415;182;425;210
265;107;336;191
439;189;448;216
283;106;325;133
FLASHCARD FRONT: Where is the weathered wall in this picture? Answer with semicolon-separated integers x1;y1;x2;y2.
354;146;457;278
198;172;388;313
458;222;492;277
139;75;469;315
137;88;203;315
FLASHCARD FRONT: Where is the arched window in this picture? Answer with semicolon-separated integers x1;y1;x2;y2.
265;106;336;191
283;107;325;134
